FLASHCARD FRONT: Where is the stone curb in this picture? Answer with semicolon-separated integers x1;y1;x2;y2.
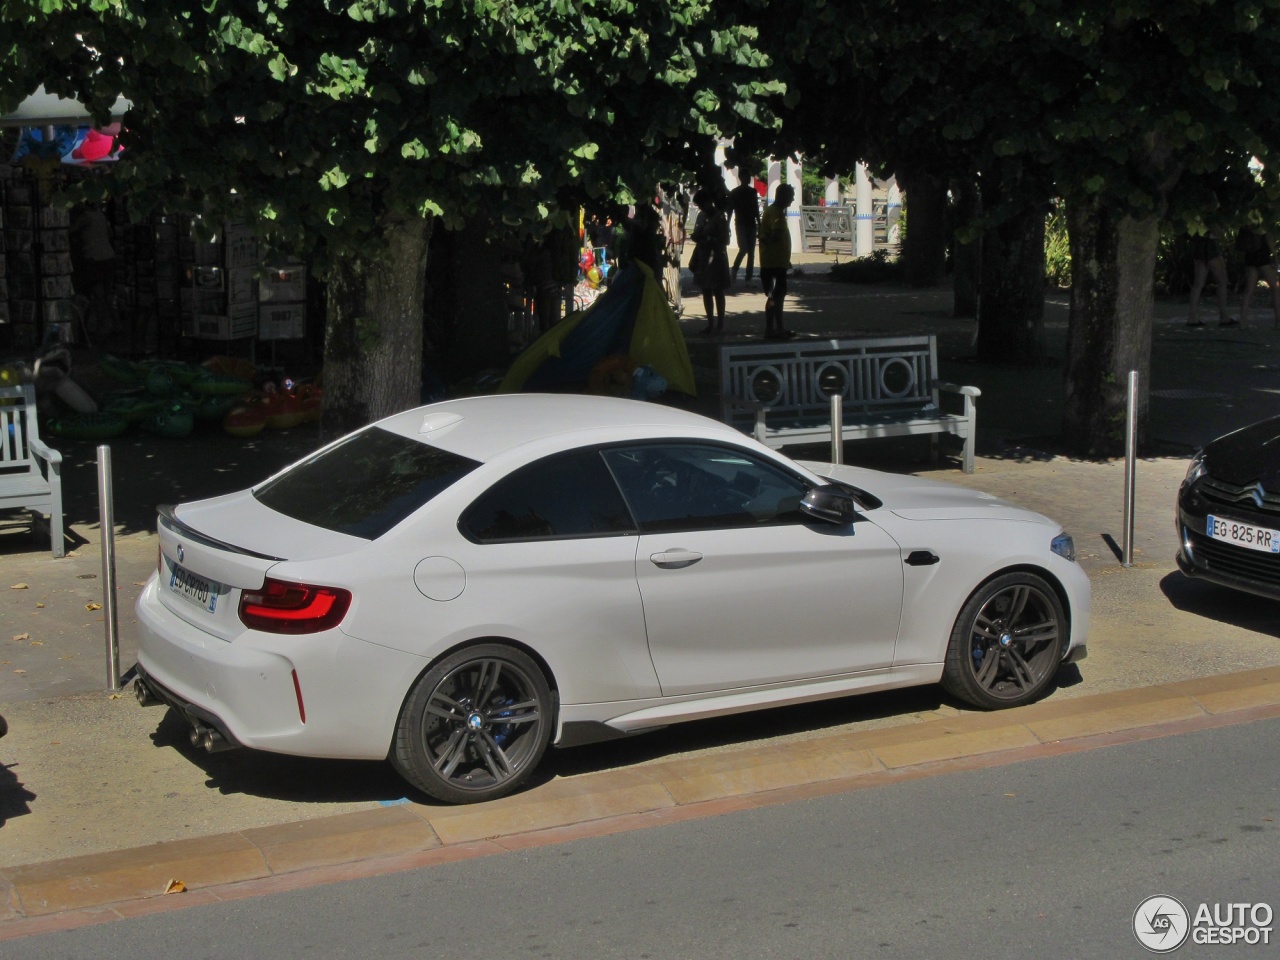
2;664;1278;935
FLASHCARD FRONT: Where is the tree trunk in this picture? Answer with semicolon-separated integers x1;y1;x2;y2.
321;214;432;437
898;171;948;287
951;178;981;318
1062;196;1157;457
975;205;1046;364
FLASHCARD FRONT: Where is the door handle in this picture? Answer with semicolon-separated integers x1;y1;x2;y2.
650;549;703;569
904;550;940;566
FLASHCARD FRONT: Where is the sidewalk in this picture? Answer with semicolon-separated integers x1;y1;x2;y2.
3;261;1280;929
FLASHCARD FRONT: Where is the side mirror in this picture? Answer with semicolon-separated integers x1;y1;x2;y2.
799;485;857;525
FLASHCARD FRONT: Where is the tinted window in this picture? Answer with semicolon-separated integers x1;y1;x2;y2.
254;427;479;539
461;449;636;542
603;443;810;533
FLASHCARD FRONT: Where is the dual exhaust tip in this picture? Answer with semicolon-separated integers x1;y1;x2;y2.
187;720;234;754
134;678;236;754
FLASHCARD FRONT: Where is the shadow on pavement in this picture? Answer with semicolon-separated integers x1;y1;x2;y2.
1159;571;1280;639
147;707;412;805
131;673;1094;809
133;650;1097;809
0;762;37;827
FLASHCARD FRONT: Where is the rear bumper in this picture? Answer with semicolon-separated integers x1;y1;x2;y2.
134;662;242;749
135;578;424;760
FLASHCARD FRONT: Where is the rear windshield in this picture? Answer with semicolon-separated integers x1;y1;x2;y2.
253;426;480;539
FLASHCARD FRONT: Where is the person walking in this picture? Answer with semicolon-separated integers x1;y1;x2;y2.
1187;229;1235;327
690;188;731;334
70;202;117;336
728;174;761;284
1237;223;1280;327
758;183;795;338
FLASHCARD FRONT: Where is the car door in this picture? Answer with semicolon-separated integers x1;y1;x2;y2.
456;448;659;702
602;442;904;698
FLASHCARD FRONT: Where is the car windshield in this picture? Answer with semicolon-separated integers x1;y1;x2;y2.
253;426;480;539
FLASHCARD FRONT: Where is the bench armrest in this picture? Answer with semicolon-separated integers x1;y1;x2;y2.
29;437;63;466
936;381;982;398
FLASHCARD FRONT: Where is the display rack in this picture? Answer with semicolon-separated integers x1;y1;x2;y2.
0;165;74;349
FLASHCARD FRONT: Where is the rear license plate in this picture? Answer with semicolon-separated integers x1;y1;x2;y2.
1206;515;1280;554
169;562;220;612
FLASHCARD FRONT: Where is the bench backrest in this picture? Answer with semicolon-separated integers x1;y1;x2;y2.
719;335;941;428
0;384;41;478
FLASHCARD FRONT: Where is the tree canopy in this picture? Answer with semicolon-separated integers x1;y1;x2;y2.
2;0;776;429
2;0;775;261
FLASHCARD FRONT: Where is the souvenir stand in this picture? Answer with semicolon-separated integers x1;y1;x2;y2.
0;163;76;351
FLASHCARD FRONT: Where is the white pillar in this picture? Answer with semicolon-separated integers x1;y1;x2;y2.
886;178;903;246
787;157;804;253
855;162;874;257
824;177;840;206
767;159;782;200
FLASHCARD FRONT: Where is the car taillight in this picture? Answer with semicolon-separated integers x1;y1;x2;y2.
238;578;351;634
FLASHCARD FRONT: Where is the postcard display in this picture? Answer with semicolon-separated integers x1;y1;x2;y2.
0;166;75;348
178;219;260;341
258;260;307;341
113;209;181;353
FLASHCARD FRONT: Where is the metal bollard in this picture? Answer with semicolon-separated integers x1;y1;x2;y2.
1122;371;1138;567
97;444;121;691
830;393;843;465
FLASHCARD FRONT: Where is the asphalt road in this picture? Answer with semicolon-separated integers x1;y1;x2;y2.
9;716;1278;959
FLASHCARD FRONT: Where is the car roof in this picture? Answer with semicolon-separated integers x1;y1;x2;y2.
374;393;744;462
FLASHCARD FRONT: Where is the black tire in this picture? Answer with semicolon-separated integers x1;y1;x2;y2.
941;571;1067;710
392;643;554;804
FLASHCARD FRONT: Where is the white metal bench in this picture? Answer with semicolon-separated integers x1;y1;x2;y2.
0;384;66;556
719;335;981;472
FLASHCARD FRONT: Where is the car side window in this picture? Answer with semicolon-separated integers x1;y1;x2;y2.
460;449;637;543
603;443;810;533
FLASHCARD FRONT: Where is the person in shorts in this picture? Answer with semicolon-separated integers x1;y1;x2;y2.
758;183;795;338
1237;224;1280;326
1187;230;1235;327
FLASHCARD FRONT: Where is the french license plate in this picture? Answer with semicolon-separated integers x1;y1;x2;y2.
1206;515;1280;554
169;562;219;612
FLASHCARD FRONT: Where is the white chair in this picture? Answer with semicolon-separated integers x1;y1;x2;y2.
0;384;65;557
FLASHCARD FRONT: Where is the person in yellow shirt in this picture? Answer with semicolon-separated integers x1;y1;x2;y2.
758;184;795;338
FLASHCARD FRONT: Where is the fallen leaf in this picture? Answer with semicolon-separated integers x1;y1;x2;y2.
13;669;25;674
85;603;102;612
164;879;186;895
1004;793;1017;798
133;581;147;587
10;583;28;590
29;640;42;646
108;693;122;700
0;661;9;665
58;655;74;661
35;602;44;608
11;633;29;641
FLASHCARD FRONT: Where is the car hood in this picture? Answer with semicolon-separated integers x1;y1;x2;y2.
173;489;370;561
1202;415;1280;486
799;461;1058;525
